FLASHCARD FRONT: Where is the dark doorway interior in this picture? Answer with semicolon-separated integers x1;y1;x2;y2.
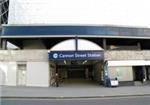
68;70;85;79
133;66;144;81
67;65;88;79
57;64;94;80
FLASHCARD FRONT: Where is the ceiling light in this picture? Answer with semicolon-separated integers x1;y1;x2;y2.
83;60;87;64
64;60;67;64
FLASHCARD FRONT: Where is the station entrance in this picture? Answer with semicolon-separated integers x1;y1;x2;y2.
49;60;104;87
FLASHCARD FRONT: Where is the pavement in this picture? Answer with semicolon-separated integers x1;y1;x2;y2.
1;85;150;99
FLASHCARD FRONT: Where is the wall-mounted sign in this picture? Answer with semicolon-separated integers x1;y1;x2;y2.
49;51;104;60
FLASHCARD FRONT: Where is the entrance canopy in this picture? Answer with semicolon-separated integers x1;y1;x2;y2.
49;39;104;60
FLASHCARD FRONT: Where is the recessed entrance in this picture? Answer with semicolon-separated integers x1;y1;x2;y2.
133;66;145;82
49;60;103;87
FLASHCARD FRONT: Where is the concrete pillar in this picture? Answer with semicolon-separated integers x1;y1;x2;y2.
75;36;78;51
0;38;2;49
0;2;2;24
1;39;7;49
0;2;2;49
137;42;141;50
103;60;109;87
103;38;107;50
143;66;147;81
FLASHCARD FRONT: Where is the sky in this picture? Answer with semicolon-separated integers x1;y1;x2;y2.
8;0;150;27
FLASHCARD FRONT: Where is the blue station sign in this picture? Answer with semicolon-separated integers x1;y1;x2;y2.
49;51;104;60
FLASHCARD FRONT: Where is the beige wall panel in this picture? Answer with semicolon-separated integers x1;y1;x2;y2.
108;66;133;81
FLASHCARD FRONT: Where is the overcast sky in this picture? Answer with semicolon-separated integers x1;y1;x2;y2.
8;0;150;27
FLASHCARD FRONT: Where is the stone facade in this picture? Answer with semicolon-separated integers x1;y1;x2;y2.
105;50;150;60
0;50;49;62
1;50;150;61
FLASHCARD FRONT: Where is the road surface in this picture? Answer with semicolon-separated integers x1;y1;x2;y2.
1;96;150;105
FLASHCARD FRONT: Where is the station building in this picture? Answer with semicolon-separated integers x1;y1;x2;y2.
0;25;150;87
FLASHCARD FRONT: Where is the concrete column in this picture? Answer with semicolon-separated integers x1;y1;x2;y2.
0;38;2;49
75;36;78;51
0;2;2;49
0;3;2;24
137;42;141;50
103;38;107;50
143;66;147;81
1;39;7;49
103;60;109;87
